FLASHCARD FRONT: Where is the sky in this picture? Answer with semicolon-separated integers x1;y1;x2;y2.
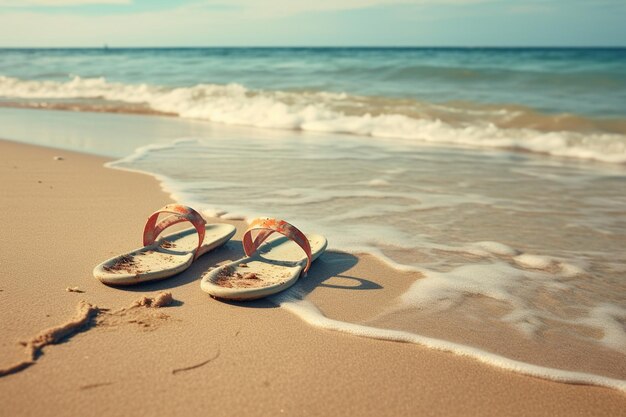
0;0;624;47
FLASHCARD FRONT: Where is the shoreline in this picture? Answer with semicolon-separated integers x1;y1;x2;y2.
2;75;626;164
109;141;626;387
1;138;625;416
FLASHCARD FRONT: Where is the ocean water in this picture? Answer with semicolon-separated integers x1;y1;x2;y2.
1;48;625;390
1;47;626;162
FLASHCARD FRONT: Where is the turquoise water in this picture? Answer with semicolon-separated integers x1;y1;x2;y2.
2;48;626;163
1;47;625;117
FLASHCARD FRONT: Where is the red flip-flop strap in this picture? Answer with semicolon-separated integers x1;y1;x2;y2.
143;204;206;259
242;218;313;272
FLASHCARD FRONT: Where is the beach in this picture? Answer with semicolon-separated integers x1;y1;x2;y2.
0;138;625;417
1;46;626;416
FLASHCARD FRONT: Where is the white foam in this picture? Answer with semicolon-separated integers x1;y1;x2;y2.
105;136;626;388
391;255;626;354
471;241;519;256
367;179;390;187
2;75;626;164
271;288;626;393
400;262;529;312
559;262;586;277
514;253;554;269
578;305;626;353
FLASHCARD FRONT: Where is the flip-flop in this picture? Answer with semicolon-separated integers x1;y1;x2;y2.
201;217;327;300
94;204;236;285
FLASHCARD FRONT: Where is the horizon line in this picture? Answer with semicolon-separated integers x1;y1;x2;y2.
0;45;625;49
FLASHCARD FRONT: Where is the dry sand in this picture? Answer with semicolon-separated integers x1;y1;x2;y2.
0;138;624;417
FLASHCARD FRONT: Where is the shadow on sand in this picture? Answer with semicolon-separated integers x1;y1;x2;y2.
108;239;382;308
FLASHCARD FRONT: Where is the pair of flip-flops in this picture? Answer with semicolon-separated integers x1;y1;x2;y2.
93;204;327;300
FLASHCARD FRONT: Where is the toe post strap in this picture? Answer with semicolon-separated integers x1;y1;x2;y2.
143;204;207;259
243;218;313;272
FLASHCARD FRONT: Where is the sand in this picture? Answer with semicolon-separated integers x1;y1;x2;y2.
0;138;624;417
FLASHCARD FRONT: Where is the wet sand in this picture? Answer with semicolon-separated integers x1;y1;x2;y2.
0;138;624;417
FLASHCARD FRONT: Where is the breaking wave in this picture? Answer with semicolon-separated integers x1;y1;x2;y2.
1;75;626;163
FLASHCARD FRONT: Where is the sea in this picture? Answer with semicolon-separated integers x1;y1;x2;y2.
1;47;625;390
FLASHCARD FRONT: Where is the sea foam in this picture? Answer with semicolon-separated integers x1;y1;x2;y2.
107;135;626;389
2;75;626;164
272;288;626;393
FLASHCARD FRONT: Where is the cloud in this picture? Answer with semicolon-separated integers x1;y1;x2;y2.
189;0;491;19
0;0;130;6
508;4;553;14
0;0;496;47
207;0;485;14
0;0;621;47
0;0;491;15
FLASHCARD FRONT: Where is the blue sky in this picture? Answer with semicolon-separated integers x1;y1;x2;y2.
0;0;624;47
